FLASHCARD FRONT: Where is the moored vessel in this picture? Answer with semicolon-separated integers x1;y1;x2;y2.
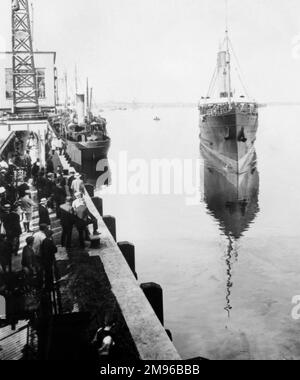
199;27;258;174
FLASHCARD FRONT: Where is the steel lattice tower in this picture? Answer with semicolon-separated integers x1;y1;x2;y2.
12;0;39;113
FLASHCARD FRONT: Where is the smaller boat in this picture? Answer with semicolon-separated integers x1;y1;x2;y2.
153;116;160;121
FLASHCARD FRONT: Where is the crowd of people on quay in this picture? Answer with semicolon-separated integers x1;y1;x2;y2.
0;133;99;290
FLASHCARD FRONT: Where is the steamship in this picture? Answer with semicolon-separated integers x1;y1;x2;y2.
50;93;110;182
199;30;258;174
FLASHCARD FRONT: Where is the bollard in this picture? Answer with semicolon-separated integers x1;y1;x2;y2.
117;242;137;279
103;216;117;241
85;184;95;198
92;197;103;217
141;283;164;326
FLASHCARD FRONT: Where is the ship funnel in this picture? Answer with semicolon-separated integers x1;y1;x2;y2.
12;0;20;12
76;94;85;125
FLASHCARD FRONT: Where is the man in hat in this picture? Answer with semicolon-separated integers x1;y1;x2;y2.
60;196;75;249
19;190;36;233
1;204;22;257
71;173;84;195
73;195;99;248
0;234;12;273
40;230;57;290
31;159;41;185
39;198;51;228
68;170;76;195
23;150;32;177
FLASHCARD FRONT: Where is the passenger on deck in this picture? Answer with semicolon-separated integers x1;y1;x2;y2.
39;198;51;228
60;197;75;249
36;170;47;200
22;236;35;276
19;190;36;233
73;194;100;248
71;173;85;195
40;230;57;291
56;137;63;156
68;171;76;195
33;224;48;272
1;204;22;257
23;150;32;177
53;182;66;219
17;181;30;198
31;159;41;185
0;234;12;273
46;156;54;174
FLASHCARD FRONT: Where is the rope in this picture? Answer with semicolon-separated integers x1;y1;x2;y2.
207;66;218;98
229;39;251;99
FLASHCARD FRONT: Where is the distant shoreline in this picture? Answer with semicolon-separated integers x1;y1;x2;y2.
95;101;300;110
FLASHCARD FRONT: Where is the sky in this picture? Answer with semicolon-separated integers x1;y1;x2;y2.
0;0;300;103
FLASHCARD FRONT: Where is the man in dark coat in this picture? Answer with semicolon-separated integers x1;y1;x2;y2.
60;197;75;249
39;198;51;227
53;182;66;219
46;156;54;174
18;182;30;198
67;171;75;195
22;236;35;275
1;204;22;257
0;234;13;273
40;230;57;290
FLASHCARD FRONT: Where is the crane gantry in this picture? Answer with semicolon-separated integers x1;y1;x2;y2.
11;0;39;114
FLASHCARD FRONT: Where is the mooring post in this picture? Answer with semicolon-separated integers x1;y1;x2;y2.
85;184;95;198
141;283;164;326
92;197;103;217
117;242;137;279
103;215;117;241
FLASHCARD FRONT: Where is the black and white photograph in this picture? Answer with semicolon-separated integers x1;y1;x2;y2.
0;0;300;365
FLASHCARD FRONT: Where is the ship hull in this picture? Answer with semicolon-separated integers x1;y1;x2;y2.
65;137;111;183
199;110;258;174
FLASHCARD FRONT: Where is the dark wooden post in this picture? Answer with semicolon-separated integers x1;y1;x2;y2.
118;242;137;279
141;283;164;326
92;197;103;217
103;215;116;241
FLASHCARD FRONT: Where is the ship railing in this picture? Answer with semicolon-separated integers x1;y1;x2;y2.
200;102;258;117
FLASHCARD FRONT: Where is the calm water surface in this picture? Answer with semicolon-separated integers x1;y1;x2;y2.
100;106;300;360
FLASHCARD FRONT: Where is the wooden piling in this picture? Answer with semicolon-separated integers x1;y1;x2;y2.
117;242;137;279
141;283;164;326
92;197;103;217
103;215;117;241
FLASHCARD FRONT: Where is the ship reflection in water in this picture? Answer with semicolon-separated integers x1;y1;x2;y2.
200;146;260;316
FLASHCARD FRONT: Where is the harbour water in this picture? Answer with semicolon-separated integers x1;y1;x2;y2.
101;105;300;360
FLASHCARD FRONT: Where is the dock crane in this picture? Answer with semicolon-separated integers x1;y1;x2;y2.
11;0;39;115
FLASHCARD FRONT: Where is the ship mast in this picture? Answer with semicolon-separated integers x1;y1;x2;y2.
225;0;232;106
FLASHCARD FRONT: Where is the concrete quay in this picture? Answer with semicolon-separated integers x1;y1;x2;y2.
55;148;181;360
